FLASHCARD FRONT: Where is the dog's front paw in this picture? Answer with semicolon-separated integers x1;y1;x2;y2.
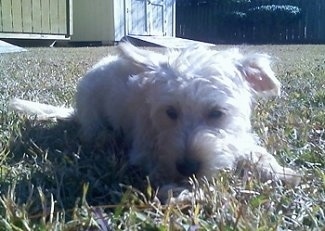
247;147;302;187
268;166;301;187
157;184;193;204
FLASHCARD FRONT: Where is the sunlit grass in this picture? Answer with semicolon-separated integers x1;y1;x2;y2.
0;45;324;230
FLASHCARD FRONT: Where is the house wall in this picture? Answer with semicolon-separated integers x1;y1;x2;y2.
113;0;126;41
0;0;175;42
120;0;175;36
70;0;115;42
166;0;176;37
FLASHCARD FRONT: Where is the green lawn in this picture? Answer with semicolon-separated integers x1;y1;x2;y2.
0;45;324;230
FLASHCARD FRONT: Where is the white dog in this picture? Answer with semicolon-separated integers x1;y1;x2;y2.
10;43;300;197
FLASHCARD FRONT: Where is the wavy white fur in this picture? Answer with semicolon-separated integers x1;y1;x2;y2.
10;43;300;197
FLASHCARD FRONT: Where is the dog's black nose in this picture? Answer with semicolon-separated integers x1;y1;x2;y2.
176;157;201;177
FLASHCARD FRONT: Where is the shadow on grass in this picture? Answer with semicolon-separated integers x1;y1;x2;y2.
6;117;147;214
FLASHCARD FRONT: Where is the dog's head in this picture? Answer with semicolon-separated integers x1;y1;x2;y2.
120;43;281;182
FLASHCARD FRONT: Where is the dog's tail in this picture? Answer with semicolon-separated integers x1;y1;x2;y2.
9;98;75;121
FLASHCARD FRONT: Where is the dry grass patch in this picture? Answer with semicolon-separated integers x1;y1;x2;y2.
0;45;324;230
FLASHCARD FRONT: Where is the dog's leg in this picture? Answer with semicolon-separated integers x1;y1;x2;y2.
128;114;155;169
78;114;104;143
244;147;301;186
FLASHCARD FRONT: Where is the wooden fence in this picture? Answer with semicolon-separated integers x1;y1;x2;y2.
176;0;325;44
0;0;71;39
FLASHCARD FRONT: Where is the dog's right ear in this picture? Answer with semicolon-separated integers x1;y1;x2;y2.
118;42;167;71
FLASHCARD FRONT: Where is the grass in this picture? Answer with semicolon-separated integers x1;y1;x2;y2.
0;44;324;230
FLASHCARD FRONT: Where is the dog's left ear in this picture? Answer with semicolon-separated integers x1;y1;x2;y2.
239;54;281;97
118;42;167;71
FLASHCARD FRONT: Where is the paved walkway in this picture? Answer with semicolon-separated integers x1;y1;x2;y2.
0;40;27;53
123;35;215;49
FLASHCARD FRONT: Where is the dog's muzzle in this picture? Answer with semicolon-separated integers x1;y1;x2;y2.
176;157;201;177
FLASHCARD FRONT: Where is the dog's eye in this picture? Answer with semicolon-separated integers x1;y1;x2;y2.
166;106;178;120
208;109;224;120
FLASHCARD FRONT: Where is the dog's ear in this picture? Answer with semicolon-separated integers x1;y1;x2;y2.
118;42;167;71
239;54;281;97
